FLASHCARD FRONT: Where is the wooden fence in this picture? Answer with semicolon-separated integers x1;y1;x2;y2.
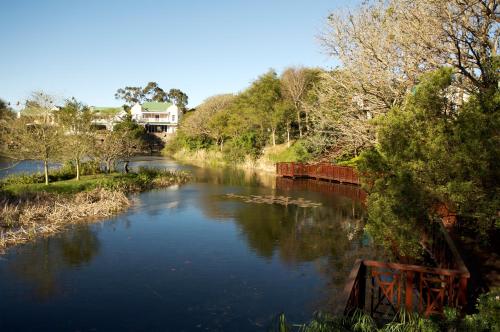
276;162;470;318
276;162;360;185
341;221;470;318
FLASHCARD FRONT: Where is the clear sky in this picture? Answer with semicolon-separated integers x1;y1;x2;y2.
0;0;354;108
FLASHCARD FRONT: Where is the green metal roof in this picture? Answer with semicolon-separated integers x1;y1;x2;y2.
91;107;123;116
142;102;173;112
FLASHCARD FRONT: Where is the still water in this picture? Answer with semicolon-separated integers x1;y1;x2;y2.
0;157;378;331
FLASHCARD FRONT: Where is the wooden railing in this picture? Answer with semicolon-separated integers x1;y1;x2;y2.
276;162;360;185
342;259;469;318
341;221;470;318
275;162;470;318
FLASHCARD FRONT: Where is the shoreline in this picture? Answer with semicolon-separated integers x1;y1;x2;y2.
0;170;190;252
167;148;277;175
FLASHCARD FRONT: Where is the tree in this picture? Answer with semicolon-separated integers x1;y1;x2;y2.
358;68;499;256
0;99;16;156
0;99;15;122
244;70;283;146
112;115;146;173
5;92;63;185
95;131;121;173
321;0;499;115
115;82;170;105
180;94;236;151
280;67;321;138
58;98;95;180
305;70;376;159
167;88;189;113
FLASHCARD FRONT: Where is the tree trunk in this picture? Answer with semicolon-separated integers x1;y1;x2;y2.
271;128;276;147
106;160;111;174
305;111;309;132
286;123;291;148
296;107;302;138
43;159;49;185
76;158;80;181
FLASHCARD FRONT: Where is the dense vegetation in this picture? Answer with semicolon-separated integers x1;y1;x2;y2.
165;0;499;253
165;68;322;163
272;288;500;331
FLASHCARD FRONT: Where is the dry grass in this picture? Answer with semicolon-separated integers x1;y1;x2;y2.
0;188;129;251
0;169;191;251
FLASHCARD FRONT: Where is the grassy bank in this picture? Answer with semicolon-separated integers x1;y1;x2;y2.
0;168;190;250
167;142;310;173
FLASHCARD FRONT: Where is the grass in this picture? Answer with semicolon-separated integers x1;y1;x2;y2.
0;168;191;250
2;174;114;195
1;169;191;196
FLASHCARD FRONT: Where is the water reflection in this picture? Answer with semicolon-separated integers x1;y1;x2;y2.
4;225;100;301
0;156;383;331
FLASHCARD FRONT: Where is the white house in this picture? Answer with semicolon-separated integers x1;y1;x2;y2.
131;102;180;134
90;106;127;131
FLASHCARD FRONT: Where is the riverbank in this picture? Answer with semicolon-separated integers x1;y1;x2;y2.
166;143;303;174
0;169;190;251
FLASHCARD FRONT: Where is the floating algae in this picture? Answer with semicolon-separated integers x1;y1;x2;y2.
225;193;321;208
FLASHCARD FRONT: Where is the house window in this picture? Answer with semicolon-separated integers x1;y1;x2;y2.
172;115;175;122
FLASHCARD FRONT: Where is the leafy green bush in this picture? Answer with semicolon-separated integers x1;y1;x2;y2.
2;173;46;185
223;132;263;163
60;160;102;176
269;140;311;163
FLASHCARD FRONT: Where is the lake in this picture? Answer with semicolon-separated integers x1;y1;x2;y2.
0;156;379;331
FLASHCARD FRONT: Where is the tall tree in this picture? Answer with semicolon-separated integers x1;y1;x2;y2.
167;88;189;113
115;82;171;105
58;98;95;180
281;67;309;138
321;0;499;114
244;70;282;146
6;92;63;185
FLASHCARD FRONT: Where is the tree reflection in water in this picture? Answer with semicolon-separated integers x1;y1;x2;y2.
197;175;382;310
6;225;100;301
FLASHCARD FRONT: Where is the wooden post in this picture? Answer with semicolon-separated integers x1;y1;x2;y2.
359;262;366;310
405;271;414;311
458;277;468;307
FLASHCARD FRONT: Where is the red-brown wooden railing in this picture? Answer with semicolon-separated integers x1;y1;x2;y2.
276;162;360;185
341;221;470;318
276;162;470;318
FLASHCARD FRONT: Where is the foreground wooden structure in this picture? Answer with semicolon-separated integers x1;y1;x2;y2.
276;162;470;318
276;162;360;185
341;220;470;318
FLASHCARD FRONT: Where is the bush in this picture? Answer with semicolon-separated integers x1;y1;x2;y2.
60;160;102;176
269;140;311;163
2;173;46;185
223;132;263;163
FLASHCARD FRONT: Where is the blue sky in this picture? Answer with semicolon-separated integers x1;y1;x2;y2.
0;0;354;108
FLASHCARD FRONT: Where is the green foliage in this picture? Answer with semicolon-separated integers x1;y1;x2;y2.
271;289;500;332
223;132;263;163
358;67;500;255
169;68;320;164
60;160;102;176
459;288;500;332
269;140;311;163
1;168;190;195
